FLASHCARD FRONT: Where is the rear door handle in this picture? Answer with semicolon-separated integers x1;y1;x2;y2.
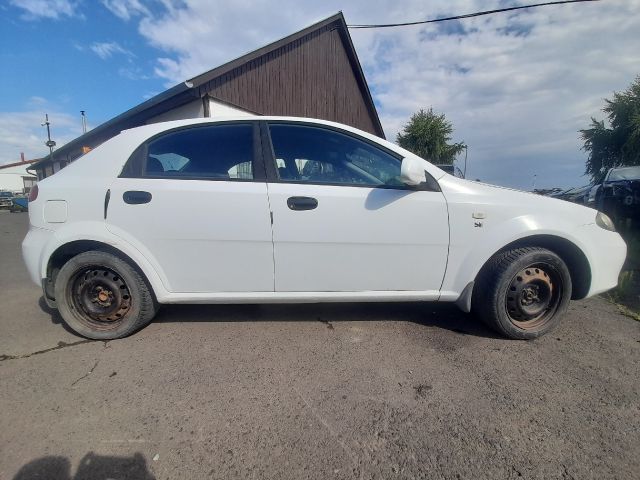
287;196;318;211
123;191;152;205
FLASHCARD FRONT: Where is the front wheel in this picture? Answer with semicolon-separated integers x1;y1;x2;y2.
472;247;572;339
54;251;158;339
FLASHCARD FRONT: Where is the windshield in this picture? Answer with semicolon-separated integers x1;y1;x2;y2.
0;192;13;198
607;166;640;181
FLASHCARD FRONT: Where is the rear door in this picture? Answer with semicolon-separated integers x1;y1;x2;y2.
263;122;450;293
106;122;274;294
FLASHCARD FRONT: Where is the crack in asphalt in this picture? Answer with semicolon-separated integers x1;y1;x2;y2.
317;317;335;330
291;384;361;477
0;339;97;362
71;359;100;386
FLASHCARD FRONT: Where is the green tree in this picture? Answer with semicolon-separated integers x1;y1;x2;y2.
581;76;640;182
396;108;466;164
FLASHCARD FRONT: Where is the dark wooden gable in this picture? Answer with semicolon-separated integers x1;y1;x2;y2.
191;13;384;138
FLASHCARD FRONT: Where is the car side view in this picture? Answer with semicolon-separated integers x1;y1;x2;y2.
22;117;627;340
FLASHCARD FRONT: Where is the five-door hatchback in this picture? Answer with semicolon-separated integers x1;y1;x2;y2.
23;117;627;340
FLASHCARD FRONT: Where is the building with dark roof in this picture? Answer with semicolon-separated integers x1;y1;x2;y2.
33;12;383;179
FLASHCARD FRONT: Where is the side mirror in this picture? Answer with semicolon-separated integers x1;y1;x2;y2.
400;157;427;186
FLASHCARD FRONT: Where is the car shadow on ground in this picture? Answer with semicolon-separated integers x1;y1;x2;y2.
38;296;501;340
12;452;155;480
37;296;79;336
153;301;502;339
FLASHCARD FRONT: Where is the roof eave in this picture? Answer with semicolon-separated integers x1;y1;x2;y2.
31;81;196;170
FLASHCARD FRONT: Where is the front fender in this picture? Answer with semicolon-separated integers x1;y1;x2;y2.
440;214;592;300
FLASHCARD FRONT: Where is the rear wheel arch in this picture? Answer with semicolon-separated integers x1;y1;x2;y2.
474;234;591;300
46;240;157;304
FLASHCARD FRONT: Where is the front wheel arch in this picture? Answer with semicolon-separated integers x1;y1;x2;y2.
475;234;591;301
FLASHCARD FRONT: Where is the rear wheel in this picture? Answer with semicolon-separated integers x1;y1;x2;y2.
472;247;572;339
54;251;158;339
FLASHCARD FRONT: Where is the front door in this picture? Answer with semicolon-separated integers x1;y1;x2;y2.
264;122;449;293
107;122;274;293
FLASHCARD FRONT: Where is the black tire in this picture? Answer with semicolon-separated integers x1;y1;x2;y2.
54;250;158;340
472;247;572;340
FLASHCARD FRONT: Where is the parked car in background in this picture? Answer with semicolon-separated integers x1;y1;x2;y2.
551;185;592;205
589;166;640;229
0;190;14;210
22;117;626;341
9;196;28;213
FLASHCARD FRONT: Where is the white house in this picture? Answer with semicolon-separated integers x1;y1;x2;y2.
0;160;37;194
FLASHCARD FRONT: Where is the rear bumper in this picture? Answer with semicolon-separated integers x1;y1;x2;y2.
22;225;55;287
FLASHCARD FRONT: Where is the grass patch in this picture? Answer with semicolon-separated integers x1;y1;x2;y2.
615;302;640;322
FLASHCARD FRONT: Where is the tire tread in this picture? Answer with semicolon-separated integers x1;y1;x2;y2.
472;247;571;339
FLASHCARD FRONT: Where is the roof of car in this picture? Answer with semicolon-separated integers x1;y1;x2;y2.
120;115;381;141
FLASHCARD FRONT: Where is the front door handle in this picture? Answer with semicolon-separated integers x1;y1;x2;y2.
287;196;318;211
123;191;152;205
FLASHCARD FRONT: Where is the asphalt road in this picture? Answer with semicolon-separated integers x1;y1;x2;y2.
1;210;639;480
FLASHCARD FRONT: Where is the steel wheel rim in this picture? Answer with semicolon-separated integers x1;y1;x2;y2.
68;266;131;330
505;263;561;330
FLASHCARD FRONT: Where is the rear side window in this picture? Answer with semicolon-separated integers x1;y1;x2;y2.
125;123;255;180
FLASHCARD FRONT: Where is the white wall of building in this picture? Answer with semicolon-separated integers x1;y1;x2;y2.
145;97;253;126
0;164;37;193
145;98;205;125
209;98;253;117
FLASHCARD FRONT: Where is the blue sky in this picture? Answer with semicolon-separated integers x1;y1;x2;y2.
1;0;639;190
1;5;162;118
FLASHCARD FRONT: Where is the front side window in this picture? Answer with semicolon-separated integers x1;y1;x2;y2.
268;124;403;187
140;123;254;180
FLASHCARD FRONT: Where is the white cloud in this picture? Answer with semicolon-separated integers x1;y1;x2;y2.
89;41;134;60
101;0;149;21
0;105;82;165
9;0;79;20
5;0;640;188
127;0;640;188
27;96;48;107
355;0;640;187
118;66;150;80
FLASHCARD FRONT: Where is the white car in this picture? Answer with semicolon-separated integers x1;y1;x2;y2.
22;117;626;340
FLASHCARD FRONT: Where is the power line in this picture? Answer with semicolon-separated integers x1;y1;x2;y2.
347;0;601;29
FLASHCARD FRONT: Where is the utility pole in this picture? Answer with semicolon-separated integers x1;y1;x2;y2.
80;110;87;134
42;114;56;157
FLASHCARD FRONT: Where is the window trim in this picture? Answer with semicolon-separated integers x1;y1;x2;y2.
119;121;266;182
260;120;440;192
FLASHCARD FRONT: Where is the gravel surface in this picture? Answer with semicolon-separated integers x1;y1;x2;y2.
1;211;639;479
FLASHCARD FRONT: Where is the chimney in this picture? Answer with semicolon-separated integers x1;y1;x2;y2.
20;152;25;163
